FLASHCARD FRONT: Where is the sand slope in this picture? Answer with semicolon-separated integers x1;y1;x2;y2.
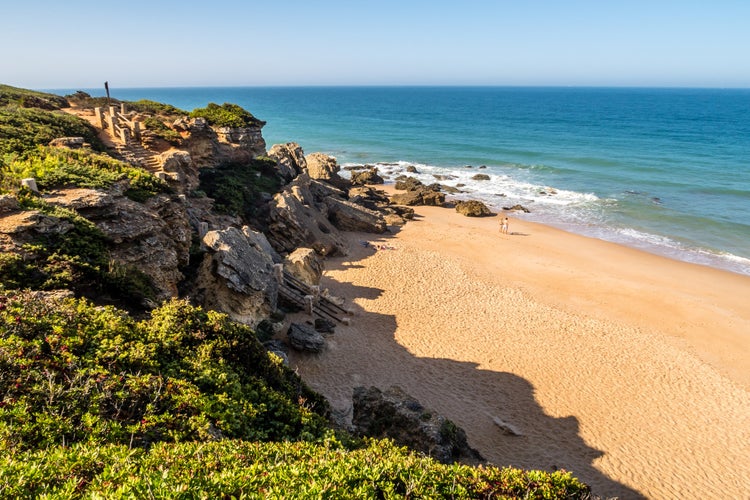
286;201;750;499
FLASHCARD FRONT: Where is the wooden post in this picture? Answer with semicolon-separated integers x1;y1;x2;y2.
119;127;130;144
120;103;127;114
304;295;315;315
273;264;284;283
94;107;104;129
133;121;141;141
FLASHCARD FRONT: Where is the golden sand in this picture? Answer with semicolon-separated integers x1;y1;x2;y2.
286;188;750;499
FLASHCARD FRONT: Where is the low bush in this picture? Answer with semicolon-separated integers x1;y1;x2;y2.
190;102;264;128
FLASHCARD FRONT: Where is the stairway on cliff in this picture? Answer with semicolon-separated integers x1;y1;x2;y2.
111;141;161;173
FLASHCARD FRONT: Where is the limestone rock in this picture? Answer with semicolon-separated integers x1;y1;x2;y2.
503;204;531;213
49;136;85;149
268;142;307;183
196;226;278;326
390;189;445;207
159;150;197;194
0;194;19;214
287;322;325;353
350;167;384;186
324;197;387;233
284;247;323;286
454;200;492;217
472;173;491;181
352;386;484;465
265;175;348;257
305;152;350;190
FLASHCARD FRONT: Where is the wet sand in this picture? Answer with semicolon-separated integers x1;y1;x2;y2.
286;191;750;499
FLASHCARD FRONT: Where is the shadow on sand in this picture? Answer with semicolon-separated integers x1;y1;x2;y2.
288;229;645;500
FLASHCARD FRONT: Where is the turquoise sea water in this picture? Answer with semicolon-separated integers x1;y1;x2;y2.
51;86;750;275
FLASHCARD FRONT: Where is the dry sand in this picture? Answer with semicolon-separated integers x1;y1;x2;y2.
286;188;750;499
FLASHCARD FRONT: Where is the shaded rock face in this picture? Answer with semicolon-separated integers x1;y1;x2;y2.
390;189;445;207
159;151;198;194
265;175;348;257
352;386;484;465
503;204;531;213
268;142;307;183
44;187;191;301
196;226;278;327
283;247;323;286
324;197;387;233
454;200;492;217
305;152;350;190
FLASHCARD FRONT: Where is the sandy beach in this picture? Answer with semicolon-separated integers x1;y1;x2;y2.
285;187;750;499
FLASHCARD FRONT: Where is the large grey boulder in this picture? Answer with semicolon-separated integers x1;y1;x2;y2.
196;226;278;326
352;386;484;465
287;322;325;353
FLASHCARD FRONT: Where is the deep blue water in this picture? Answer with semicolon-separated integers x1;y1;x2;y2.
49;86;750;275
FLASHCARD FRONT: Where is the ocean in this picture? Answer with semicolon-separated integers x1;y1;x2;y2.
50;86;750;276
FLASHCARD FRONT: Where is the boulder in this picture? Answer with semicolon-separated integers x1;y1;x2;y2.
405;165;419;173
314;317;336;334
49;136;85;149
352;386;484;465
287;322;326;353
159;150;197;194
471;174;490;181
284;247;323;286
324;197;387;233
394;176;424;192
196;226;278;326
306;152;349;189
350;167;384;186
0;195;19;214
454;200;492;217
268;142;307;183
503;204;531;213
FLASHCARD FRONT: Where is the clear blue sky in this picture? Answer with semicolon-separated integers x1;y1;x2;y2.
3;0;749;89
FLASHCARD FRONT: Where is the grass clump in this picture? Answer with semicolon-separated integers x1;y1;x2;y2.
190;102;264;128
127;99;186;117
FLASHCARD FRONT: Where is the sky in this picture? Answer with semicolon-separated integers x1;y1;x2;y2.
2;0;749;89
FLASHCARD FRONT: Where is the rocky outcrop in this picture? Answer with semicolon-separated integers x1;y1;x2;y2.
352;386;484;465
287;322;325;353
195;226;278;326
265;175;348;257
390;189;445;207
350;167;384;186
283;247;323;286
471;173;490;181
159;150;198;194
268;142;307;183
324;197;387;233
305;152;350;190
454;200;492;217
173;117;266;168
503;204;531;213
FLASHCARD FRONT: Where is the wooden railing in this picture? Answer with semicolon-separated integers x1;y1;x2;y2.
94;104;142;144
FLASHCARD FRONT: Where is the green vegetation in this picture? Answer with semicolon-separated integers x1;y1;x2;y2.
190;102;264;128
0;439;588;499
0;195;157;304
199;157;281;220
0;84;591;498
0;146;168;199
142;116;183;145
127;99;186;117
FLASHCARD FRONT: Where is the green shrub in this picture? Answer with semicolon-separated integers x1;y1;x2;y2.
199;157;281;220
0;146;168;198
0;106;104;156
0;84;68;110
0;439;590;498
0;293;330;453
142;116;182;145
127;99;186;117
190;102;263;128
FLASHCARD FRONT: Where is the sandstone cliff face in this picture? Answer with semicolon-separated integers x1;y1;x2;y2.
174;117;267;168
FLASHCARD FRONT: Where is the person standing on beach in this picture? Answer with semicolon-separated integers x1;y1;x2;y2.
500;216;509;234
